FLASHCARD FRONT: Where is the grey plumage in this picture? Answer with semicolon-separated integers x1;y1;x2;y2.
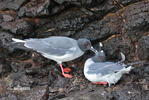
24;37;76;57
87;62;124;75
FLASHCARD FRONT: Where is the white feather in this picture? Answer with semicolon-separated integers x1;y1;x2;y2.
12;38;25;43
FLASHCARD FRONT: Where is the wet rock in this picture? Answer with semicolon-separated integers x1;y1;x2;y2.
138;36;149;60
0;19;35;36
0;0;27;10
18;0;50;17
18;85;49;100
73;1;149;41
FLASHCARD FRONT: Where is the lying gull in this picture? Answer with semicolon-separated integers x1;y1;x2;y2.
12;36;97;78
84;42;132;86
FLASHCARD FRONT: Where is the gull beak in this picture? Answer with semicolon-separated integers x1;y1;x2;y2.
90;46;98;54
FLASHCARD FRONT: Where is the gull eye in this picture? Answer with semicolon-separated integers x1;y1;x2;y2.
114;71;118;73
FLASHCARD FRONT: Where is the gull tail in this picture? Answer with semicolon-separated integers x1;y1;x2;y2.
127;61;145;66
12;38;26;43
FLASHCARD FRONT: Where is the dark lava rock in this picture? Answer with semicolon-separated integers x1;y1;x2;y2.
10;71;34;88
2;14;14;22
108;90;129;100
116;0;141;6
138;36;149;60
0;31;14;47
0;51;11;77
85;0;141;21
54;0;103;7
36;8;91;37
25;67;49;77
0;29;32;61
0;80;18;100
73;1;149;41
18;0;50;17
0;19;35;36
0;0;27;10
103;35;134;61
18;85;49;100
0;10;16;22
0;63;11;77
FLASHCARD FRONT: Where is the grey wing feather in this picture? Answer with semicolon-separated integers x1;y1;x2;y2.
87;62;124;75
24;37;76;56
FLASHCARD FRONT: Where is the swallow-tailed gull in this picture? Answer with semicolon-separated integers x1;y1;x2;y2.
12;36;97;78
84;42;132;86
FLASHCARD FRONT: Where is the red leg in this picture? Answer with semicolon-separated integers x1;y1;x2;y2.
92;81;108;85
60;64;72;78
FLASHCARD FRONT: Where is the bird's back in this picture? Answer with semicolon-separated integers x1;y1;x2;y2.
24;36;84;63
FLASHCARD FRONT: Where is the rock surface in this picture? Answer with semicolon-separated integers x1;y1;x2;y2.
0;0;149;100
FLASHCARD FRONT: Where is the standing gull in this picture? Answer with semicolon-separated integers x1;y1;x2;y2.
84;42;132;86
12;36;97;78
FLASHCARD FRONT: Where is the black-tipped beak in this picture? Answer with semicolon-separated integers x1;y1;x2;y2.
90;46;98;54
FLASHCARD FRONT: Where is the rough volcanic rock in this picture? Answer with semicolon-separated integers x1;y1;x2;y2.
0;10;17;22
0;48;11;77
0;62;11;77
0;19;35;36
73;1;149;41
18;85;49;100
54;0;103;7
0;0;27;10
36;8;91;37
18;0;50;17
138;36;149;60
10;71;34;88
103;35;134;61
116;0;141;6
0;31;13;47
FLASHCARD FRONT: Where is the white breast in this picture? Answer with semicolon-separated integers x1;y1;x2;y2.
84;59;132;86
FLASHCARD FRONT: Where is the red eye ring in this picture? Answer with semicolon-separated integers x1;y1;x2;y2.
99;56;103;61
85;43;89;47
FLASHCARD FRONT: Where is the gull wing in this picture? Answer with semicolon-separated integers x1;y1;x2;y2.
24;36;77;56
87;62;124;75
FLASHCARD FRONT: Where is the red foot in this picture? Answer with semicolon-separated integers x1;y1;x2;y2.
63;73;72;78
64;67;71;73
60;64;72;78
93;81;108;85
